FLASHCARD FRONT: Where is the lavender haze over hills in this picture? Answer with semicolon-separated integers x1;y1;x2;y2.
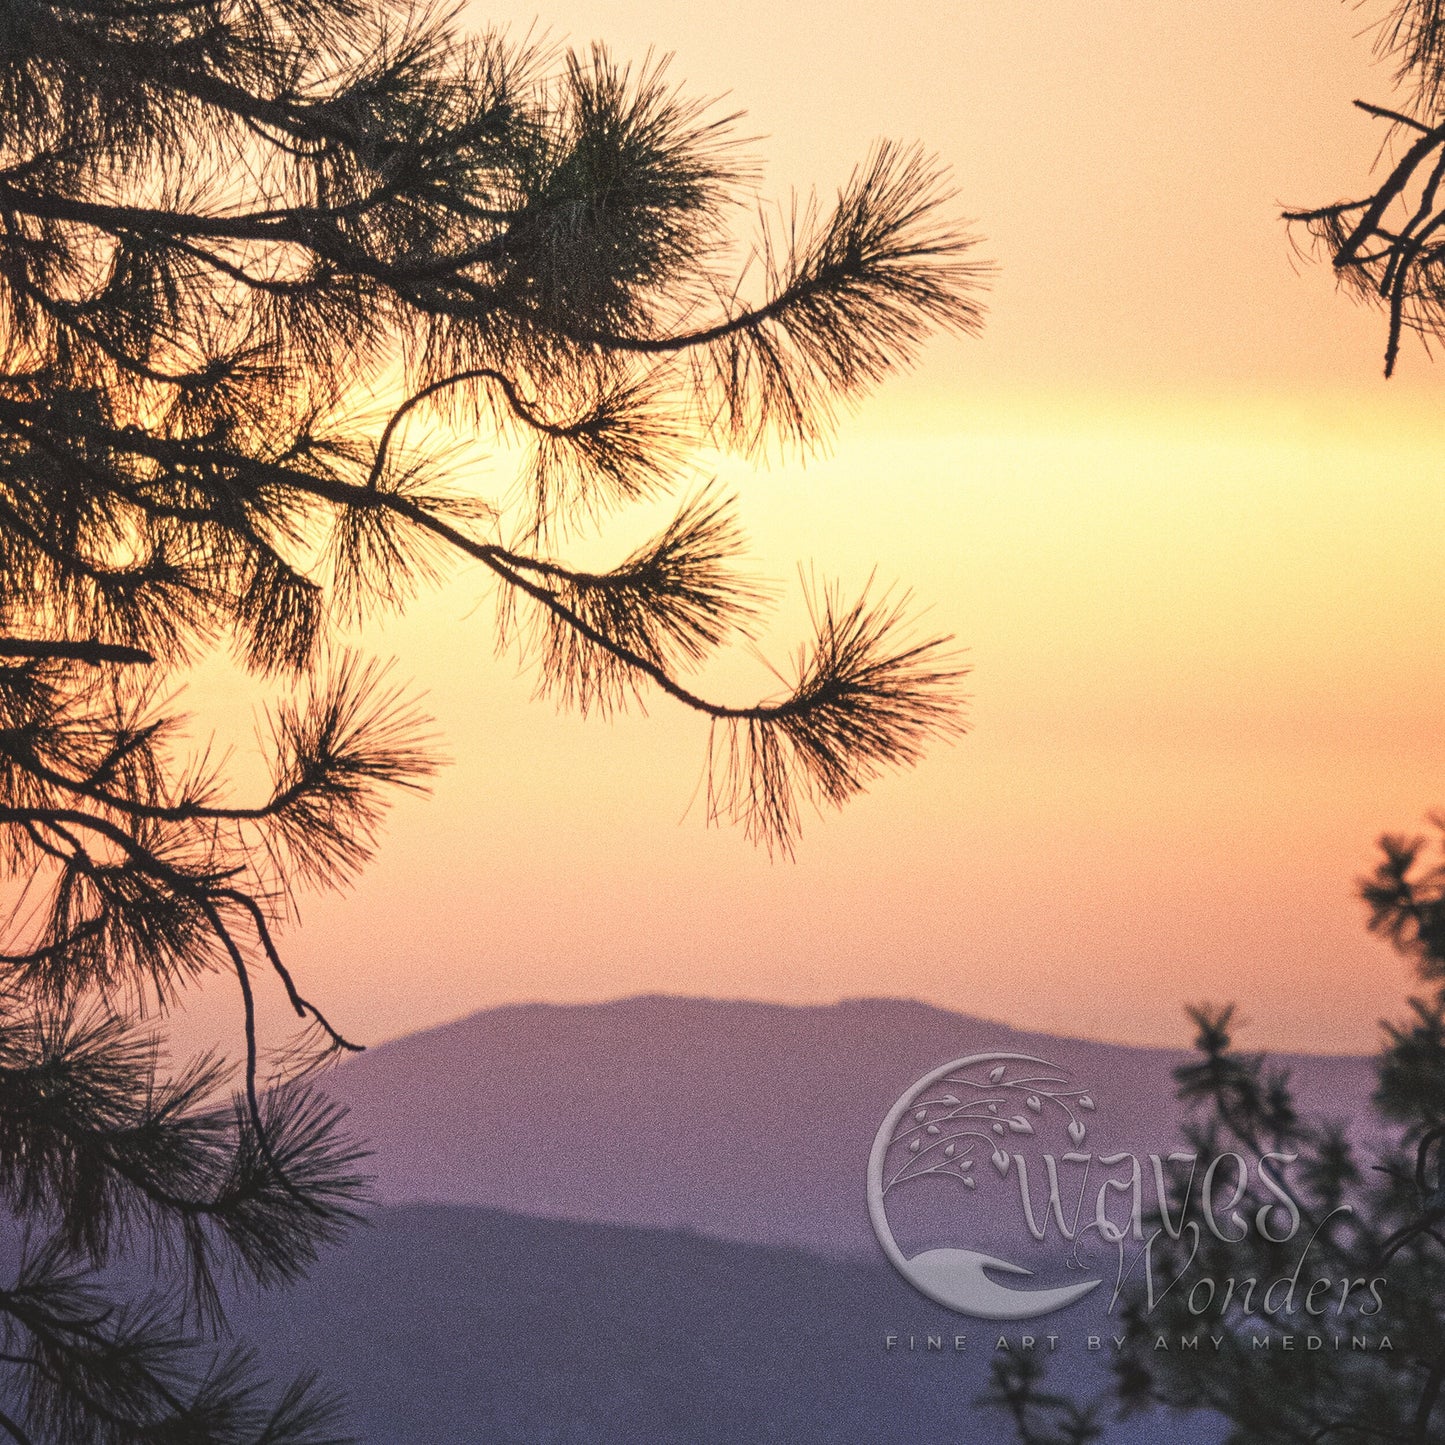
323;996;1379;1257
218;998;1375;1441
232;1204;1207;1445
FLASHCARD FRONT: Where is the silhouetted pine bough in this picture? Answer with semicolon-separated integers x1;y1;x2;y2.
0;0;985;1435
981;1353;1104;1445
982;823;1445;1444
1286;0;1445;375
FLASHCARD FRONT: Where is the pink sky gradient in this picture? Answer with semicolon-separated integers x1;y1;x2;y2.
169;0;1445;1058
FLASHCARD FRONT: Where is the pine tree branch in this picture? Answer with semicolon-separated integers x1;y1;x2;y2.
0;640;154;666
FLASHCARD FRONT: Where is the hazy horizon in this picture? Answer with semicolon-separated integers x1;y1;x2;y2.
317;989;1381;1061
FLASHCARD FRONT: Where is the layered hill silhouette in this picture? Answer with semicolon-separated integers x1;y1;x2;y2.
216;998;1377;1442
231;1203;1215;1445
323;995;1378;1257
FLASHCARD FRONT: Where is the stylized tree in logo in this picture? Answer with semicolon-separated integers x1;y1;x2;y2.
881;1057;1097;1195
867;1053;1104;1320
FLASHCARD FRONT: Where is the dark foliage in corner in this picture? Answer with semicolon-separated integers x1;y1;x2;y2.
1287;0;1445;375
0;0;985;1434
983;821;1445;1442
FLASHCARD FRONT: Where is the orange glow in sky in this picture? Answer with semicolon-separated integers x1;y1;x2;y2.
179;1;1445;1057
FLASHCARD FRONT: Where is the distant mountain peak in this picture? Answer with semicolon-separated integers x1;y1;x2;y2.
322;993;1375;1257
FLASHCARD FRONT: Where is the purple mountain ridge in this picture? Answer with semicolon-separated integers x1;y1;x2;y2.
321;995;1379;1258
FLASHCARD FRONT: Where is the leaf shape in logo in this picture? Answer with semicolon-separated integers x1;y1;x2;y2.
988;1065;1006;1083
987;1103;999;1114
927;1124;940;1135
941;1094;959;1105
1080;1096;1096;1111
943;1143;956;1158
963;1175;978;1189
909;1138;921;1152
914;1108;928;1122
1008;1115;1034;1134
1068;1120;1087;1144
991;1148;1010;1174
1026;1095;1042;1112
992;1121;1005;1134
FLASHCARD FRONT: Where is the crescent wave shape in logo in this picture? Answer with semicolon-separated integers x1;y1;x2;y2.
867;1052;1103;1320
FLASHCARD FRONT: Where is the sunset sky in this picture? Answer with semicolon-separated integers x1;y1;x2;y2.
184;0;1445;1058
